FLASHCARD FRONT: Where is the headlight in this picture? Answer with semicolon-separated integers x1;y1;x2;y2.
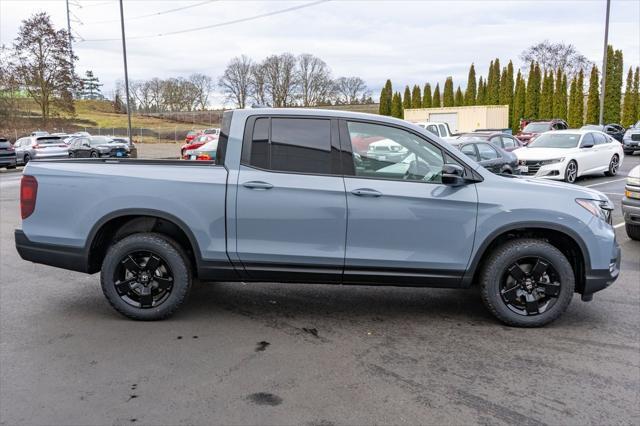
576;198;613;224
540;158;564;165
628;176;640;186
625;189;640;200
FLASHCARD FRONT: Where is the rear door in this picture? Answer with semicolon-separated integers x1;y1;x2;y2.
235;116;347;282
593;132;617;171
341;120;478;286
579;133;601;173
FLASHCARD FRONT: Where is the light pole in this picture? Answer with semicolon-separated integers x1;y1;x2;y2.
119;0;133;143
598;0;611;125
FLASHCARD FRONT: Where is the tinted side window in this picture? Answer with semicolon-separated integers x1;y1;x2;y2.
250;118;269;169
593;133;608;145
460;144;479;161
477;143;499;160
581;133;595;147
438;124;447;137
243;117;334;175
426;125;439;136
270;118;331;174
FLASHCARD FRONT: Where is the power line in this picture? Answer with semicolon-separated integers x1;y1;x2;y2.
84;0;219;25
79;0;330;42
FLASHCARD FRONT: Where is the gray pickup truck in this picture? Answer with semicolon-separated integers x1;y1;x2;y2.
15;109;620;327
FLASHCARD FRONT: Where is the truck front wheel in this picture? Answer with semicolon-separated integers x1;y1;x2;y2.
479;239;575;327
100;233;192;320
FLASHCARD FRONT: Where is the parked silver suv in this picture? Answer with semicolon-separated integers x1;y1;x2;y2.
14;136;69;165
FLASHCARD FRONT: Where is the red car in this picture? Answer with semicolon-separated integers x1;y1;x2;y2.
516;119;568;145
181;134;216;158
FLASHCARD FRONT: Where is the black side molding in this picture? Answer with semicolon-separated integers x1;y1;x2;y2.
15;230;89;273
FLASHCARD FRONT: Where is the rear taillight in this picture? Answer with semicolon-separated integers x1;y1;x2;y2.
196;154;211;160
20;175;38;219
32;144;41;149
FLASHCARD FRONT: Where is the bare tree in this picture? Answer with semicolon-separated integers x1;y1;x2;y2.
9;12;77;123
218;55;254;108
296;53;334;106
333;76;369;104
262;53;298;107
520;41;593;78
189;73;214;110
0;47;21;120
250;63;267;106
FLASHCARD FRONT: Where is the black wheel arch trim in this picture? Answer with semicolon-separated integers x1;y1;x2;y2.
86;208;238;279
461;221;592;289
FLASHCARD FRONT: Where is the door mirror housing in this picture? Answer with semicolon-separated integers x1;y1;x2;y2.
581;141;594;148
442;163;466;186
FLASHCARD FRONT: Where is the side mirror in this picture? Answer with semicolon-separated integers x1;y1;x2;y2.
581;142;594;149
442;163;466;186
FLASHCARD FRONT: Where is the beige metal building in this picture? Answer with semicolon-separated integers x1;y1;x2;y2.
404;105;510;133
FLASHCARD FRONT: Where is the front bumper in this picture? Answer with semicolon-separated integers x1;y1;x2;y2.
0;156;17;167
622;194;640;225
519;160;566;180
582;239;621;300
622;139;640;151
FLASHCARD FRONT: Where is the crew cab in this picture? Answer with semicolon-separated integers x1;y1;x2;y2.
15;109;620;327
414;121;456;140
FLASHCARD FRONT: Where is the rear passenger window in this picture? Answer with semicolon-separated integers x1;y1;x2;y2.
438;124;447;137
460;144;479;161
243;117;334;175
593;133;608;145
426;125;439;136
477;143;499;160
501;136;516;149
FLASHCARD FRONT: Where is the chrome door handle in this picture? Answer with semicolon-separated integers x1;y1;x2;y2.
243;181;273;190
351;188;382;197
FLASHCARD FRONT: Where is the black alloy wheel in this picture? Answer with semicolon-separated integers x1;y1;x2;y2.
113;251;174;309
499;256;561;316
605;155;619;176
90;151;98;158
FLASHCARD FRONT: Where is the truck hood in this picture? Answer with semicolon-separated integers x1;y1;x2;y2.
513;147;575;160
502;173;611;204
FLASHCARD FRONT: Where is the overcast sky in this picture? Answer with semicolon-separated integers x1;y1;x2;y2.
1;0;639;107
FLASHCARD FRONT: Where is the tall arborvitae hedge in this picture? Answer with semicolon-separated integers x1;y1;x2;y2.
512;70;526;131
391;91;403;118
621;67;637;127
403;86;412;110
454;86;463;106
379;79;392;115
443;77;454;107
411;85;422;108
422;83;432;108
604;45;623;123
432;83;441;108
464;63;476;105
525;62;541;119
585;65;600;124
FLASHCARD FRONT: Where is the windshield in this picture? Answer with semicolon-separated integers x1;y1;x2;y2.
89;136;114;145
528;133;580;148
581;125;602;131
522;122;550;133
199;140;219;151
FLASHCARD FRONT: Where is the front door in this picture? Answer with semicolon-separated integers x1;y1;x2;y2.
341;120;478;286
235;116;347;282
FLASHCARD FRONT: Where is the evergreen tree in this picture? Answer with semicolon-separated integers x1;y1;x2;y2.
411;84;422;108
553;69;564;118
525;62;541;119
443;77;454;107
604;45;623;123
540;70;554;118
403;86;412;110
80;70;104;100
432;83;441;108
512;70;526;131
622;67;636;127
568;71;585;127
454;86;463;106
585;65;600;124
499;61;514;113
464;63;477;105
391;91;403;118
379;79;392;115
486;59;501;105
558;73;568;121
422;83;432;108
486;61;494;103
634;67;640;121
476;77;485;105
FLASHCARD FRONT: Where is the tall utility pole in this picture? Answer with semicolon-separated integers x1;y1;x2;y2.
65;0;74;73
119;0;133;143
598;0;611;125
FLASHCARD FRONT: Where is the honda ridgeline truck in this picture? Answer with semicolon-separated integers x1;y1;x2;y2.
15;109;621;327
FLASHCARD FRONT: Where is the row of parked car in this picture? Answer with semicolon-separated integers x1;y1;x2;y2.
180;128;221;161
0;131;138;169
412;119;640;184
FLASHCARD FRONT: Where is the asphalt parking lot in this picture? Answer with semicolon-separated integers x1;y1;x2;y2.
1;155;638;425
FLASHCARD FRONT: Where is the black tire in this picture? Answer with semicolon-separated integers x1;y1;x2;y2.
23;154;30;165
69;152;75;158
564;160;578;183
626;224;640;241
6;164;16;169
623;150;633;155
90;151;98;158
479;238;575;327
100;233;192;320
604;154;619;176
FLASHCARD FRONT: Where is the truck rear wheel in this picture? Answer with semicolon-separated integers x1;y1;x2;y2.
479;239;575;327
626;224;640;241
100;233;192;320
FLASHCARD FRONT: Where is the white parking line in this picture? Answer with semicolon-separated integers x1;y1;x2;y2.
614;222;625;229
602;192;625;196
583;178;627;188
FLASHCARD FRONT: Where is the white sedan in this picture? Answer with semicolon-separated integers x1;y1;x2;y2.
513;130;624;183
